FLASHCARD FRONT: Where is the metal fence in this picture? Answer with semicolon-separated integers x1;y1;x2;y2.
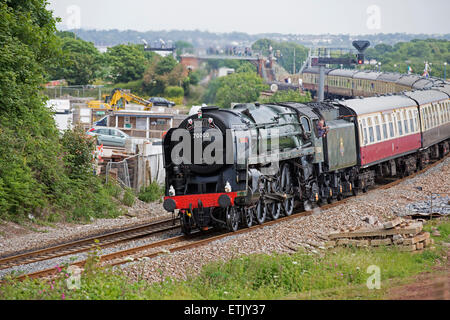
104;152;165;191
105;157;132;189
44;86;112;100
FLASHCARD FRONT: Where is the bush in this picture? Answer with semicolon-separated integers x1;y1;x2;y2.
61;126;97;179
261;90;312;104
121;188;136;207
164;86;184;98
138;182;164;203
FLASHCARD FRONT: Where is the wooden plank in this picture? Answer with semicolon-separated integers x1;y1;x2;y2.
371;238;392;246
383;217;403;229
356;240;370;247
416;242;424;250
403;232;430;245
325;241;336;248
329;223;423;239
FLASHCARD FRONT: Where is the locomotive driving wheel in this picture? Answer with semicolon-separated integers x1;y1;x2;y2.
242;207;254;228
256;200;266;225
226;206;240;232
266;178;282;220
281;164;295;216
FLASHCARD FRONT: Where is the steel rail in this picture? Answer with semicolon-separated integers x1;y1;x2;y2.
6;155;448;282
0;218;180;271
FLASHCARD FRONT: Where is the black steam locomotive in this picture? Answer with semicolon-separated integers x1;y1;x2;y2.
163;87;450;235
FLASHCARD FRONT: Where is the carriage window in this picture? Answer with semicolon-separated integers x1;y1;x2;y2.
359;121;365;145
414;110;419;130
369;127;374;143
427;107;432;129
397;113;403;136
432;105;437;127
374;116;381;141
382;123;388;139
409;111;414;132
376;125;381;141
386;114;394;138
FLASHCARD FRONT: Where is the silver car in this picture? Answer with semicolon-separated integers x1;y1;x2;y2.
87;127;129;147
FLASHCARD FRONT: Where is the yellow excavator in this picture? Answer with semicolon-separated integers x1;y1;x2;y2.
88;88;153;111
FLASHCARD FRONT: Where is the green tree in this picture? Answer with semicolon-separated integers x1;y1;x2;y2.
205;72;268;109
105;44;148;83
47;37;102;85
364;39;449;78
261;90;312;104
143;55;185;96
252;39;309;74
0;1;121;221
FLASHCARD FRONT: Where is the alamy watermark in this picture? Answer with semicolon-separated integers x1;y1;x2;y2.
65;5;81;29
366;265;381;289
169;124;280;175
366;5;381;30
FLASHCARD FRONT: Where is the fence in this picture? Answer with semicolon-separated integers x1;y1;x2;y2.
44;86;112;100
104;148;165;192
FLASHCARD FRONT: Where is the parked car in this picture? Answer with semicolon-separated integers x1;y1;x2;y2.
149;97;176;107
86;127;129;148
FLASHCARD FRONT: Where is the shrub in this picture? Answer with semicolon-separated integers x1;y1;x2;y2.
61;126;96;179
138;182;164;203
121;188;136;207
164;86;184;98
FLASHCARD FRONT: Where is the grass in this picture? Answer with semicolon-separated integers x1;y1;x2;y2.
1;220;448;300
138;182;164;203
121;188;136;207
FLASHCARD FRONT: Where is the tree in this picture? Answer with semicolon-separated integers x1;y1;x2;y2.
261;90;312;104
47;37;102;85
205;72;268;109
252;39;309;74
0;1;121;221
0;0;62;218
143;55;186;96
105;44;149;83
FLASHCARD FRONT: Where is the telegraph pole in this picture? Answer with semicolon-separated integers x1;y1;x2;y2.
293;48;296;74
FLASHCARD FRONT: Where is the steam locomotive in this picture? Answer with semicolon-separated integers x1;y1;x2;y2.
162;86;450;235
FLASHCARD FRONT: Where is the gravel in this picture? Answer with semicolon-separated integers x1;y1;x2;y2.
0;200;172;258
121;157;450;284
1;157;448;284
0;228;181;279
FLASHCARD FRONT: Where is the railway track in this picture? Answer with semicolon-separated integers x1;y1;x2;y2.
4;156;448;282
0;218;180;272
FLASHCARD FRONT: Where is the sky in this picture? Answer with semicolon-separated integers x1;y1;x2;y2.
47;0;450;35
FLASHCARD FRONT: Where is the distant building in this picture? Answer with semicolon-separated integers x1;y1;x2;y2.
217;67;235;77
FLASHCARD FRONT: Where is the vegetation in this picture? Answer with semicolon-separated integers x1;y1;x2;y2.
105;44;151;84
121;188;136;207
2;220;448;300
70;29;450;49
203;65;268;108
47;34;102;85
364;39;450;78
261;90;312;104
138;182;164;203
142;55;186;97
252;39;309;74
0;1;122;223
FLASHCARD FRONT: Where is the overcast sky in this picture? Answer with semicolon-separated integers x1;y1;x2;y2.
47;0;450;35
